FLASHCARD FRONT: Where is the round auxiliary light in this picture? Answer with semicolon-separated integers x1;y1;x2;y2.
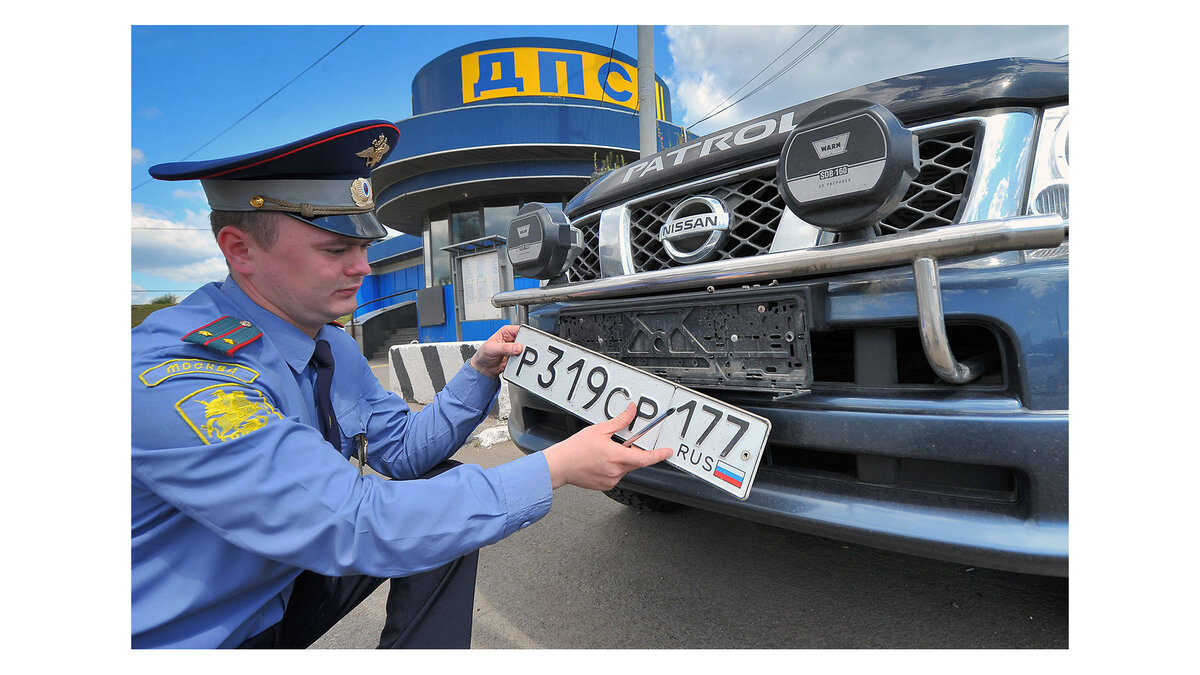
776;98;919;236
507;202;584;281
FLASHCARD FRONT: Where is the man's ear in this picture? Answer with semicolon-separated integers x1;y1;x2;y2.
216;226;256;276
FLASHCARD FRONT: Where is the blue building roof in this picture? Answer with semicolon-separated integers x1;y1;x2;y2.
370;37;688;235
367;233;422;265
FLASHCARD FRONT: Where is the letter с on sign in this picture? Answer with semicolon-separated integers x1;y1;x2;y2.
502;325;771;500
461;46;660;116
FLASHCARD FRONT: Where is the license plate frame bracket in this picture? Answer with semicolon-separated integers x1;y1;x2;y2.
557;286;813;396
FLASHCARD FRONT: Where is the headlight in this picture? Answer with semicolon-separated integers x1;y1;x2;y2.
1027;105;1069;223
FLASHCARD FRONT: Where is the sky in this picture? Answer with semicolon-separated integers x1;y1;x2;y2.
130;23;1068;305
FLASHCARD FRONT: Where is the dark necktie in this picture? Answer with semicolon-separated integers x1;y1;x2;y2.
311;339;342;449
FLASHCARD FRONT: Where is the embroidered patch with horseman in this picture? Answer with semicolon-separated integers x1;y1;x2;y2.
176;384;282;444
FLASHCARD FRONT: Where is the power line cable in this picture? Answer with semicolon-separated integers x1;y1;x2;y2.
745;26;840;95
688;26;817;128
132;26;365;192
600;25;619;106
687;25;841;131
585;26;628;169
689;25;840;130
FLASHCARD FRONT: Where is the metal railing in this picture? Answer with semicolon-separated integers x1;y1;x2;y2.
491;214;1066;385
347;290;417;339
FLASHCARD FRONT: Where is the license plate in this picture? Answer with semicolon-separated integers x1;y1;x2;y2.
503;325;771;500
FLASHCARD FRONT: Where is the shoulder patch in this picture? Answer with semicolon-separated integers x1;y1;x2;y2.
182;316;262;355
176;384;282;444
139;359;260;387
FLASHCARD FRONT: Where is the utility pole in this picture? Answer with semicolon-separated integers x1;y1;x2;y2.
637;25;656;158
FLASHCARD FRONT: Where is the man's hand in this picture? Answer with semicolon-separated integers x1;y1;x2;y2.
543;404;675;491
470;325;523;379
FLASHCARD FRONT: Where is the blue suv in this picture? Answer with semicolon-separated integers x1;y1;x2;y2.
495;58;1069;577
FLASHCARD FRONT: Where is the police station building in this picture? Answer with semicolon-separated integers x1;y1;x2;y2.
353;37;688;357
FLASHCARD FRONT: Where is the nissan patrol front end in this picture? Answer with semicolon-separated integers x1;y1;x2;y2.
495;57;1069;577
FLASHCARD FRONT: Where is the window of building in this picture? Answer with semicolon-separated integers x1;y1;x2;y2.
429;214;451;286
424;195;573;288
483;203;519;238
450;207;483;244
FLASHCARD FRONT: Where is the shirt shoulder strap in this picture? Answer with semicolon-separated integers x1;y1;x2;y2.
181;316;263;356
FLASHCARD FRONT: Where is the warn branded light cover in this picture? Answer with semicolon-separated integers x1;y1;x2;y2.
507;202;583;280
776;99;919;234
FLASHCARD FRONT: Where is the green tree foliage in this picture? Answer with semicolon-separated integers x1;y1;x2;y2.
132;294;181;328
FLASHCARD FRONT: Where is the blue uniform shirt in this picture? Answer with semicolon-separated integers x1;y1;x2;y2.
131;277;553;648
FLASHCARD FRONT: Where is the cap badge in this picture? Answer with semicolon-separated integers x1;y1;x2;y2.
350;178;373;207
355;133;391;169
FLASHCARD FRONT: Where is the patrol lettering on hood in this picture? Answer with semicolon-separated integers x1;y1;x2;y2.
619;110;801;184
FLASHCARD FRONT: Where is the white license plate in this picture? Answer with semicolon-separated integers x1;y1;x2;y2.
503;325;771;500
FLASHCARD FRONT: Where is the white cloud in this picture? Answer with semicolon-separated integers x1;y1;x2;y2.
132;148;146;165
171;186;207;203
665;25;1068;135
131;204;226;285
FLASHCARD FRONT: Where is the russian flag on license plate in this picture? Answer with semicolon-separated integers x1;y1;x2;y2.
714;460;745;488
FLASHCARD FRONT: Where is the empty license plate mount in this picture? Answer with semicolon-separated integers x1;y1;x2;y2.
557;286;813;397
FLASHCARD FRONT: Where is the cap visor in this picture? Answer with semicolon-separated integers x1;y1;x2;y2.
294;212;388;239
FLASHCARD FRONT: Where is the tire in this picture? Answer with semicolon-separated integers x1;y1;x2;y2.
603;486;685;513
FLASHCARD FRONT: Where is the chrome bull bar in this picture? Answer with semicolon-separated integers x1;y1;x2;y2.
492;214;1066;384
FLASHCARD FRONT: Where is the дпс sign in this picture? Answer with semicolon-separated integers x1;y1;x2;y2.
502;325;770;500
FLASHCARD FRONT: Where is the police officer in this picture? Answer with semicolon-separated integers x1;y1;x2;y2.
132;120;672;649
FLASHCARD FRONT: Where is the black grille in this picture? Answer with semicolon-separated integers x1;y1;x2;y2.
880;130;976;233
628;130;978;273
565;128;980;281
630;176;786;273
566;215;601;282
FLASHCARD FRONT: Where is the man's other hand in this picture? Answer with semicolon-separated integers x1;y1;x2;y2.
470;325;523;379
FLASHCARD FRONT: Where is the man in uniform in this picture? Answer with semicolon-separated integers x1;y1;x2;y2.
131;120;673;649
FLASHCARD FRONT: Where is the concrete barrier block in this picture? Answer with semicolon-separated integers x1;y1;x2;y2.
387;342;510;419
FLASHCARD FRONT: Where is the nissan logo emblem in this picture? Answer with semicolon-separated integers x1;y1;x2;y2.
658;196;730;264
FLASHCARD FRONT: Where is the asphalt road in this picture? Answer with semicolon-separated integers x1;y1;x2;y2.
309;360;1067;649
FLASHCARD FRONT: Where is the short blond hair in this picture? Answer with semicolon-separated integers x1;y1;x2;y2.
209;210;280;249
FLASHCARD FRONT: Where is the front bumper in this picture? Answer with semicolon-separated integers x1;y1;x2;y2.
512;390;1066;576
505;252;1069;577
